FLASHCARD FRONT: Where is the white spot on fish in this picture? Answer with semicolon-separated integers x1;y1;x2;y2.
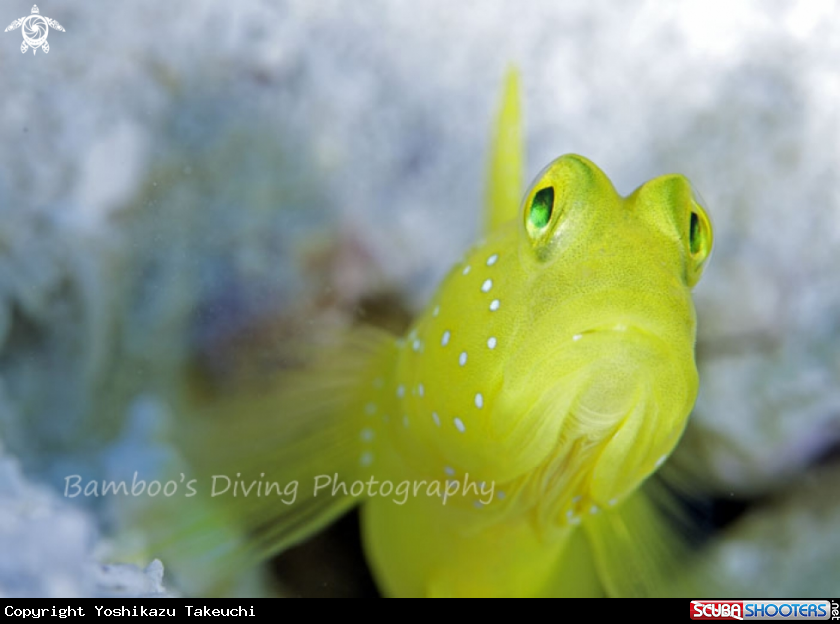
432;305;440;317
413;339;422;352
656;454;668;468
454;417;466;433
444;466;455;476
489;299;500;312
365;403;377;415
481;279;493;293
475;393;483;409
432;412;441;427
487;336;497;349
462;265;471;275
459;351;468;367
608;498;618;507
441;330;450;346
572;334;582;341
418;383;424;397
402;415;409;428
360;452;374;467
486;253;499;266
360;428;375;442
397;385;405;398
496;491;506;500
572;495;582;503
590;505;600;515
473;501;484;509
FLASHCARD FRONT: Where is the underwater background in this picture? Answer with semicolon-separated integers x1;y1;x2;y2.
1;0;840;597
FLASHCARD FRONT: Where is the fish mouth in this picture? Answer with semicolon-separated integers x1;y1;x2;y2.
570;322;658;343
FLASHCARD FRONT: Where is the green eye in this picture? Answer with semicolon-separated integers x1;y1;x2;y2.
685;197;714;287
528;187;555;230
689;212;701;255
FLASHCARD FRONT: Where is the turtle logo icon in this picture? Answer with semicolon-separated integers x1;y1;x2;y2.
5;5;65;55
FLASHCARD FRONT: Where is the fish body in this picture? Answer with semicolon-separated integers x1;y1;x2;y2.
172;69;713;598
359;151;711;596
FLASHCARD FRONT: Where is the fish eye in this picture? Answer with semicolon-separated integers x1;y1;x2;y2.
686;192;713;286
521;154;606;250
687;200;712;262
526;186;555;234
689;212;701;255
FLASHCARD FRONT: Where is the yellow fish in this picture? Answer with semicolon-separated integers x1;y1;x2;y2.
170;68;714;598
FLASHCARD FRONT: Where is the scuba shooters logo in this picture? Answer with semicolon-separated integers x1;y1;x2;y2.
5;5;65;55
690;600;837;621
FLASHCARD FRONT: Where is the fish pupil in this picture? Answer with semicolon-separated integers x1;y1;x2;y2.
529;187;554;229
689;212;701;254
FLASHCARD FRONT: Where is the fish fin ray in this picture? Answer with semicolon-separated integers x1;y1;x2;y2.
583;478;707;596
138;327;398;591
484;65;524;234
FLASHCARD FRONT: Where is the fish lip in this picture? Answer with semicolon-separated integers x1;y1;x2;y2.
569;322;677;361
571;323;649;341
570;322;677;355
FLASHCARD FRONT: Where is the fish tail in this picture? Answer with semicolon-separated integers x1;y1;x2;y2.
141;326;399;590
